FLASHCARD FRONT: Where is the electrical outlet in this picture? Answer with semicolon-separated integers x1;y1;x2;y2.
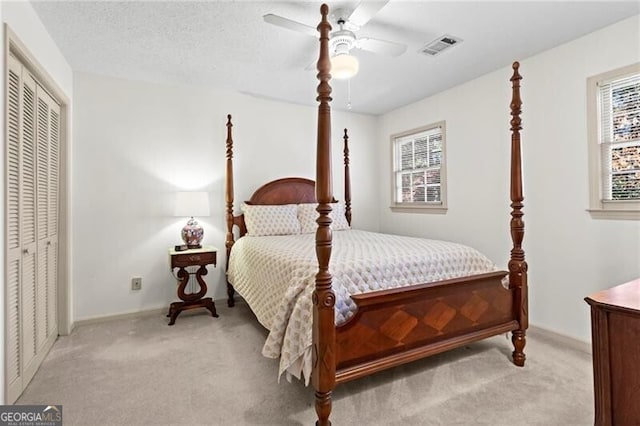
131;277;142;291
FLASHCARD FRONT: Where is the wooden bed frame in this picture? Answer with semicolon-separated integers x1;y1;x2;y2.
225;5;527;425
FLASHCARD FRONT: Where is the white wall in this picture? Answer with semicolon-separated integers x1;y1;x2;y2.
0;0;73;405
377;15;640;343
72;72;378;321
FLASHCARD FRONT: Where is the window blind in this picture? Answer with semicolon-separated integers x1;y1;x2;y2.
599;73;640;201
394;126;443;203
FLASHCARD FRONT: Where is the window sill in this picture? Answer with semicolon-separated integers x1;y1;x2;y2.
587;208;640;220
390;204;448;214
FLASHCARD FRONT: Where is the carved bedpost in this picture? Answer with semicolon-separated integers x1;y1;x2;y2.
508;62;528;366
313;4;335;426
225;114;236;307
343;128;352;226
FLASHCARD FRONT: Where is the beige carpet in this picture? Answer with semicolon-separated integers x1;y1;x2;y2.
17;302;594;425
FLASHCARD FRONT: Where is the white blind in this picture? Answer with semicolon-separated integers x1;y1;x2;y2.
394;126;443;203
599;73;640;201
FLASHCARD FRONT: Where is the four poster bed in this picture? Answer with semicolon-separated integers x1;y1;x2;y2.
224;5;527;425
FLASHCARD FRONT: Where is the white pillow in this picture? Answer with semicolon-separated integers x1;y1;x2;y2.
298;202;351;234
242;204;301;236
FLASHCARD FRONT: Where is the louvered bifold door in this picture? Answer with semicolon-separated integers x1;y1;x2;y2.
36;87;50;352
35;86;59;341
5;56;60;404
6;55;24;404
47;95;60;338
20;70;40;388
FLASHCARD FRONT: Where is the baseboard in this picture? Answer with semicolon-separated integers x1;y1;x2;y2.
72;297;234;329
528;325;591;354
73;306;168;328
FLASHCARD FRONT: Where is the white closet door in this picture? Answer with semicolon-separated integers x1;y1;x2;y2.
5;57;61;403
35;87;59;341
48;102;60;336
20;71;40;386
6;55;23;403
36;87;52;350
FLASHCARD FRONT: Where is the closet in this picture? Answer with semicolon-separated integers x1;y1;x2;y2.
6;54;59;403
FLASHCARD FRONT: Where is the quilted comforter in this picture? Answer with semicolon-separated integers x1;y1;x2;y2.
226;230;497;384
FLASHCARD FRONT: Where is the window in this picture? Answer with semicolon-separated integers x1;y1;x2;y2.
587;64;640;219
391;122;447;212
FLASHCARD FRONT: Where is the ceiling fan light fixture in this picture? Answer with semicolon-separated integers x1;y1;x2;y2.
331;54;359;80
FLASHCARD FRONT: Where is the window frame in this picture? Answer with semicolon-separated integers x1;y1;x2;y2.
390;121;448;213
587;63;640;220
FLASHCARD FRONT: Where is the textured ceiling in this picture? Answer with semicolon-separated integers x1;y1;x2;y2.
31;1;639;115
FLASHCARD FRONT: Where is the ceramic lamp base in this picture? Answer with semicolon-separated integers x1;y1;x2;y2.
181;217;204;248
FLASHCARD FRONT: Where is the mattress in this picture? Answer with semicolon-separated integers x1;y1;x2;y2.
227;229;497;384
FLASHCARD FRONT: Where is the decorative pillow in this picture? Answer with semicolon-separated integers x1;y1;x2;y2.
242;204;301;236
331;202;351;231
298;202;351;234
297;203;318;234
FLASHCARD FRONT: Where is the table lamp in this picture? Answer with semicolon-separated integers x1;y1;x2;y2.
175;191;210;249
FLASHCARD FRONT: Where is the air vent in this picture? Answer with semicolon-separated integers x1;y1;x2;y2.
420;34;463;56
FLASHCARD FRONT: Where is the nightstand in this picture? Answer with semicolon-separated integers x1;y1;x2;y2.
168;245;219;325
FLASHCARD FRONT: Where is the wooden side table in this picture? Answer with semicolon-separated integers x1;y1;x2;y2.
585;278;640;426
168;245;219;325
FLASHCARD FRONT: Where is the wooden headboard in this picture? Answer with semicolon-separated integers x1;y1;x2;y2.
247;177;317;205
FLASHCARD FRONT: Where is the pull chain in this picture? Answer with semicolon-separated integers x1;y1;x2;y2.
347;79;352;110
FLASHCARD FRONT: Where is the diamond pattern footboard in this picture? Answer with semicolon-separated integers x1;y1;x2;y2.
335;271;519;383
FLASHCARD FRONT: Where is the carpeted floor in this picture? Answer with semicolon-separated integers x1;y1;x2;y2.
17;302;594;425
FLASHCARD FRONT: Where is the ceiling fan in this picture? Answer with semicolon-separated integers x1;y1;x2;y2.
263;1;407;79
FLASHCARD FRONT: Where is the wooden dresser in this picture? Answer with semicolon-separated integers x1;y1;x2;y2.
585;278;640;426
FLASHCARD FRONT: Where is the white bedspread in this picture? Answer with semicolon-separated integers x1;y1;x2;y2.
226;230;497;384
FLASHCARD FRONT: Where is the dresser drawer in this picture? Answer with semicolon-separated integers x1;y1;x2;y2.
171;250;217;268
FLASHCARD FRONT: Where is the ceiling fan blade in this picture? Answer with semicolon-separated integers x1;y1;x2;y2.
263;14;317;37
347;1;390;28
356;37;407;57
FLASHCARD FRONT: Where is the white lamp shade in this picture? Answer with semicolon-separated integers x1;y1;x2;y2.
331;54;359;80
175;191;210;217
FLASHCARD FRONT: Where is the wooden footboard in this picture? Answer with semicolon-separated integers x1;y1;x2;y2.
335;271;516;383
